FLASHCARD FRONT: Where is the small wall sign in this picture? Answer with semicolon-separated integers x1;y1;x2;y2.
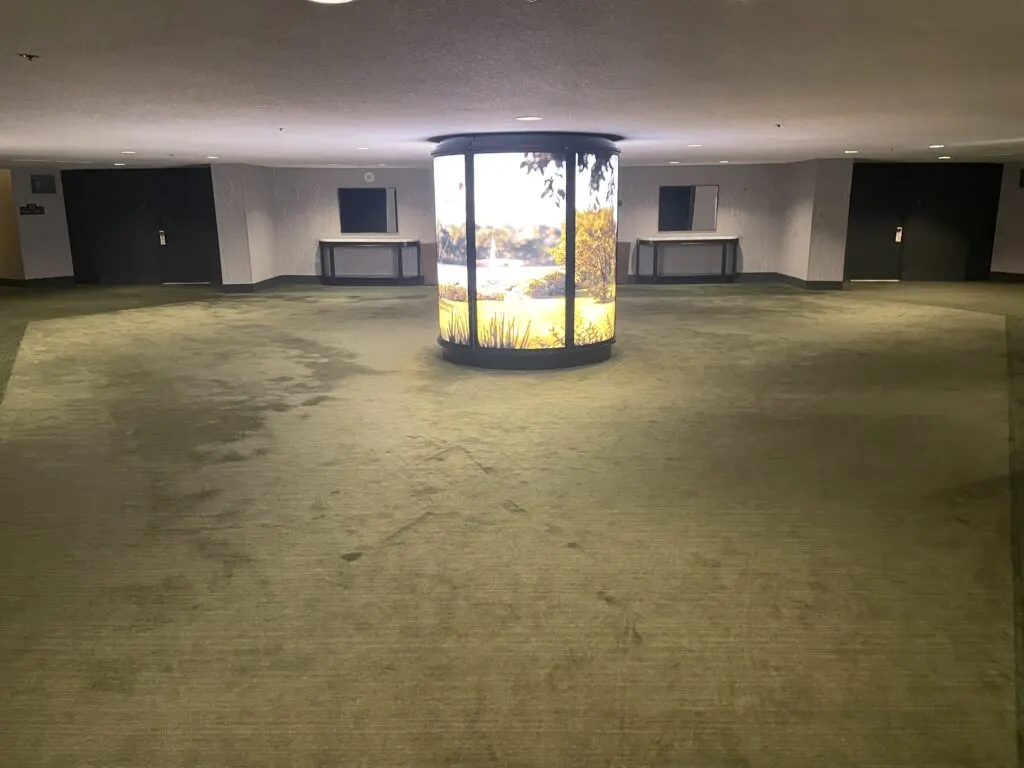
30;174;57;194
19;203;45;216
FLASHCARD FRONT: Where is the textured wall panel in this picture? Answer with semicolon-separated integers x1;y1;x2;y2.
660;243;727;275
778;162;816;281
420;243;438;286
272;168;434;277
0;170;24;280
241;166;277;284
618;165;786;275
807;160;854;283
10;168;73;280
211;165;252;285
992;163;1024;275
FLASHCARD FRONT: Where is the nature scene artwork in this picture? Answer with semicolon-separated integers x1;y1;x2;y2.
473;152;567;349
573;152;618;343
436;150;618;349
435;155;469;344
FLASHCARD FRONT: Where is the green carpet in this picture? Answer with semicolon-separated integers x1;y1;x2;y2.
0;283;1020;767
0;321;25;406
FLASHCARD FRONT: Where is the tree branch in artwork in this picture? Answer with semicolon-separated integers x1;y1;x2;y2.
520;152;617;207
549;208;617;303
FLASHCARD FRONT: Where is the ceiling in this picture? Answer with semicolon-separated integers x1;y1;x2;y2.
2;0;1022;169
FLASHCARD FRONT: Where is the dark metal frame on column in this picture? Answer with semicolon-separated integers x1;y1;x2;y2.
430;132;622;370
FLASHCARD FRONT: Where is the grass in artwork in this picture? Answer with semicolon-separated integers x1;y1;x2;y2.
438;298;470;344
476;299;565;349
480;315;533;349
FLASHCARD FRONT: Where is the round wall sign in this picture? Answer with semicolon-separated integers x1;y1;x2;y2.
364;172;375;183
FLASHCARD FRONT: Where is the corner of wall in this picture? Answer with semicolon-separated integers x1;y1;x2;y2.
211;164;254;285
807;160;854;283
7;168;73;280
0;170;25;280
992;163;1024;276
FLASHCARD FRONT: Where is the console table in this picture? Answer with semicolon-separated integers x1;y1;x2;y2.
319;238;424;286
633;236;739;284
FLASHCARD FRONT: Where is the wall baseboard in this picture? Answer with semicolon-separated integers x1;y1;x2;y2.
991;271;1024;283
320;276;426;287
736;272;844;290
0;276;76;289
634;274;733;285
222;275;321;293
628;272;843;290
223;275;432;292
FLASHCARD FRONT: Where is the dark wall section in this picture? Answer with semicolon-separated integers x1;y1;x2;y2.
844;163;1003;281
63;167;221;285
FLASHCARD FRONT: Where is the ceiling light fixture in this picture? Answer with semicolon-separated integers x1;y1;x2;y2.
515;116;543;122
843;150;859;154
669;161;680;165
355;146;370;150
206;156;220;160
929;144;945;150
688;144;703;148
719;160;730;164
120;150;136;155
938;155;952;160
113;162;127;167
306;0;357;4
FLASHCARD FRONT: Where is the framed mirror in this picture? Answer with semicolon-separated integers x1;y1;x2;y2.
657;185;719;231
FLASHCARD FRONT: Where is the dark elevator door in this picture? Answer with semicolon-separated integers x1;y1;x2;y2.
844;166;904;280
844;163;1002;282
63;167;221;285
152;168;222;284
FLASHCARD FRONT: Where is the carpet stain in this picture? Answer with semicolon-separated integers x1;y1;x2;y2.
502;500;528;516
341;552;363;563
301;395;332;407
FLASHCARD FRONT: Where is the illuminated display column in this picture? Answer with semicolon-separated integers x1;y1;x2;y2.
432;133;622;369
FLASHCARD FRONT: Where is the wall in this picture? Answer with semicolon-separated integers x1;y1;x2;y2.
778;162;816;281
212;161;856;288
618;164;787;275
211;165;253;285
273;167;434;277
9;168;73;280
241;166;277;284
0;170;24;280
806;160;854;283
992;163;1024;276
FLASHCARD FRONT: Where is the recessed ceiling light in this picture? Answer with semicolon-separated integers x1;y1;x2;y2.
206;156;220;160
929;144;945;150
113;162;126;167
515;116;543;122
307;0;356;4
120;150;136;155
327;163;341;167
843;150;859;154
669;161;680;165
688;144;703;148
355;146;370;150
719;160;730;164
377;163;387;167
938;155;952;160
